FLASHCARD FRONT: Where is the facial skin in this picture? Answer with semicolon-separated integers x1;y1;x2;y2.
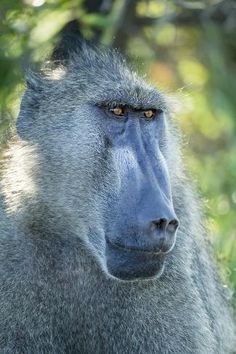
95;104;179;281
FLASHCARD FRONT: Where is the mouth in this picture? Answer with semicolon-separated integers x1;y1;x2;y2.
105;238;166;281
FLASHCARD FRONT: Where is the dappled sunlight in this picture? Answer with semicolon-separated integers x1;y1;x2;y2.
1;143;39;213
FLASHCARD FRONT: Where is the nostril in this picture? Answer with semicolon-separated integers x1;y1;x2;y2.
167;219;179;233
152;218;168;231
151;218;179;233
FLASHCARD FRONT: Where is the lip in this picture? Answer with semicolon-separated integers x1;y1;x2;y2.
105;237;173;255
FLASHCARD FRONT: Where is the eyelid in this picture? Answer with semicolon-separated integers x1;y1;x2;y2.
145;108;163;115
110;106;125;116
143;109;156;118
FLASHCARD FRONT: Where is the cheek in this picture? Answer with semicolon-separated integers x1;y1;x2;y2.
47;118;101;163
41;120;106;198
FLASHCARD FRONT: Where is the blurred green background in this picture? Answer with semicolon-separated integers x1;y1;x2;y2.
0;0;236;304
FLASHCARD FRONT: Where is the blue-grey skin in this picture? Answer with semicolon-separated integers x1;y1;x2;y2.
0;44;235;353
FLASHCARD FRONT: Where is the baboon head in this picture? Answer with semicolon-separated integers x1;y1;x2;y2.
16;45;179;281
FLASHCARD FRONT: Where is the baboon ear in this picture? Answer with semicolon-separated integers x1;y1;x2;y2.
16;74;42;140
51;20;83;63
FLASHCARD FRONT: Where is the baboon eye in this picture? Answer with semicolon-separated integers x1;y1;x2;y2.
143;109;156;119
110;106;125;117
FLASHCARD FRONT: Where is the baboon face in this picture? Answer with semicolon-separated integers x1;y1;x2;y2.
95;104;179;281
17;49;179;281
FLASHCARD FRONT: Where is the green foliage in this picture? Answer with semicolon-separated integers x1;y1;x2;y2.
0;0;235;305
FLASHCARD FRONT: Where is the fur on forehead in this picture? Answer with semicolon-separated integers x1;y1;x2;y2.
26;43;168;111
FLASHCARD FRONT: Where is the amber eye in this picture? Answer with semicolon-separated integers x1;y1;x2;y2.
144;109;156;119
110;106;125;116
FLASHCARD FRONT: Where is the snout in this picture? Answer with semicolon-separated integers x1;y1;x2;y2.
104;145;179;281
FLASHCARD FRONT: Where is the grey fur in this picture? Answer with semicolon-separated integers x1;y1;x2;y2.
0;44;235;353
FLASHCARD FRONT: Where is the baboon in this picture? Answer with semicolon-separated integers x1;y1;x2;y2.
0;39;235;354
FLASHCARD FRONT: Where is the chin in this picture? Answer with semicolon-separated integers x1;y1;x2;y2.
105;240;166;282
